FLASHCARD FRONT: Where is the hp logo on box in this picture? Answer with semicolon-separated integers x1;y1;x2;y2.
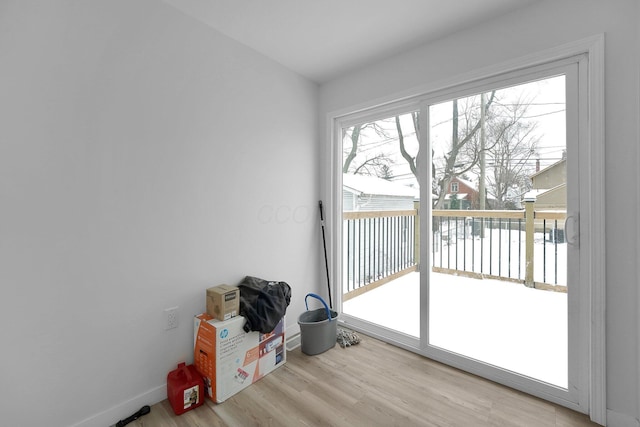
220;329;228;339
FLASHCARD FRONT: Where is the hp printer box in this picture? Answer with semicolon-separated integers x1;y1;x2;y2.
193;313;285;403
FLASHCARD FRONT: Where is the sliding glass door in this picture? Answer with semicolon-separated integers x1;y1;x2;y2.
335;54;592;413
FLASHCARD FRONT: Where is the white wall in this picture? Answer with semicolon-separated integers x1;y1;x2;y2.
320;0;639;424
0;1;319;426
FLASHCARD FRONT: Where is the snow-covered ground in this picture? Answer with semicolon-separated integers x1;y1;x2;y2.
342;271;567;388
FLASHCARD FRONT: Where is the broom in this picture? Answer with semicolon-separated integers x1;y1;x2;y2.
318;201;360;348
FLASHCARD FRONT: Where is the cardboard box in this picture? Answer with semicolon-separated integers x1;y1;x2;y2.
206;285;240;321
193;313;286;403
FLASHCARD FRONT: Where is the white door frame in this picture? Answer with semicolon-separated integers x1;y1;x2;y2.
327;35;605;424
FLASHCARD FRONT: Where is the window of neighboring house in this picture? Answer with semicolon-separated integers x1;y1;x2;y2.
451;182;459;193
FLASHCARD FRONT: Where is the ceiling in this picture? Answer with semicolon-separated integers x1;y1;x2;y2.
164;0;541;84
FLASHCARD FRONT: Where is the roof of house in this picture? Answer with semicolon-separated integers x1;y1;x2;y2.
445;193;469;200
451;176;478;191
530;158;566;180
523;183;566;201
343;173;418;198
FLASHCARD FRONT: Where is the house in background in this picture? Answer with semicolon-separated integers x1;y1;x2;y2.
343;174;418;211
523;158;567;242
443;176;480;209
528;158;567;211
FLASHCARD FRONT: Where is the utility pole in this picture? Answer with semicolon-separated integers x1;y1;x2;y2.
479;92;486;211
479;93;486;238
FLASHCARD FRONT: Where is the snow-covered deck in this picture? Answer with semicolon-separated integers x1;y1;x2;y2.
342;271;567;388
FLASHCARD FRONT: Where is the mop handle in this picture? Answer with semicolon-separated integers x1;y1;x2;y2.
318;201;333;309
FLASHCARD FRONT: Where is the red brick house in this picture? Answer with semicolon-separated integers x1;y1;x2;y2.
444;177;481;210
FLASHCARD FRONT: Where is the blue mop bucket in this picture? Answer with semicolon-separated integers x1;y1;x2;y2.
298;293;338;355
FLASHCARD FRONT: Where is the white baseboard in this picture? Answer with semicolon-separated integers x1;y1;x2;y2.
286;332;301;351
72;328;300;426
70;384;166;427
606;409;640;427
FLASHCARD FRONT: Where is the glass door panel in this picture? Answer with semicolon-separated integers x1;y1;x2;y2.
427;75;569;387
340;111;420;338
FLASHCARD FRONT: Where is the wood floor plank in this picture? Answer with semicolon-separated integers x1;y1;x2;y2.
129;333;600;427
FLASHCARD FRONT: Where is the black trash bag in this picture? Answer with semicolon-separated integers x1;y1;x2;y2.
238;276;291;333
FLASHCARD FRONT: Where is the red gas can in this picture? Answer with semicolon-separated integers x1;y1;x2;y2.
167;362;204;415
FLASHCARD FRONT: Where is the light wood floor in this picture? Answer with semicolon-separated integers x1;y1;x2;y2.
131;334;600;426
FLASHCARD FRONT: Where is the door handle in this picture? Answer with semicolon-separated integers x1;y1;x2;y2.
564;213;579;246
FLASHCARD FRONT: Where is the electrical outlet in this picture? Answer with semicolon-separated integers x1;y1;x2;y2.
164;306;179;330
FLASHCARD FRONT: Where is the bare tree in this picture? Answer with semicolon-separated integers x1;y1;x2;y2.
342;88;540;213
352;153;395;177
342;123;396;178
376;92;496;209
396;114;418;180
484;98;540;209
431;92;496;209
342;125;361;173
